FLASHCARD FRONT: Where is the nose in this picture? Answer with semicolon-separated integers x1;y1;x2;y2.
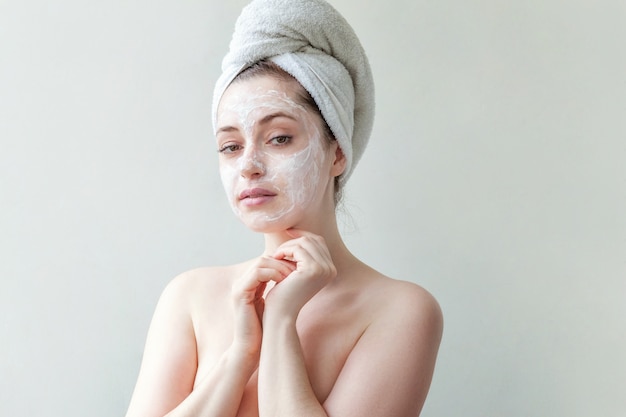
239;146;266;179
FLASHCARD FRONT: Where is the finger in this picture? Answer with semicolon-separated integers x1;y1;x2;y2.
255;267;290;283
274;240;313;264
274;246;333;280
251;256;296;279
254;281;267;299
275;236;330;266
273;243;307;264
283;231;334;264
235;267;285;296
260;256;296;277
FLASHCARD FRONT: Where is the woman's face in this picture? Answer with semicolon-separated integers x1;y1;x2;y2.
216;75;339;232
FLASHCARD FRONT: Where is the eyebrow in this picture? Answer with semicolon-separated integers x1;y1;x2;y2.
216;125;239;135
216;111;298;135
258;111;298;125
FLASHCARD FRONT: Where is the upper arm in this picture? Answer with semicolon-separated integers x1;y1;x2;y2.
323;284;443;417
126;274;199;417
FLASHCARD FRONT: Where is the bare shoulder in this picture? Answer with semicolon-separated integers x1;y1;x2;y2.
163;263;250;297
155;263;249;321
164;266;232;294
322;269;443;416
383;278;441;319
364;272;443;342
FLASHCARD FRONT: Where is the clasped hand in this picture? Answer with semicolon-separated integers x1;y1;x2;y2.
230;229;337;358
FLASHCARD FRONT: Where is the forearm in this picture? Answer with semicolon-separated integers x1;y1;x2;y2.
163;348;256;417
258;313;328;417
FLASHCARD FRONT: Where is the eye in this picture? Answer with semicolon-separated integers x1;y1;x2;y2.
218;143;242;154
269;135;292;146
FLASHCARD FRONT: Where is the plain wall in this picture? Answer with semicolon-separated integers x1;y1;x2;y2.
1;0;624;416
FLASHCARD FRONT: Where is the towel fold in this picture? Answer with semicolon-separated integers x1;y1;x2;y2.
212;0;375;185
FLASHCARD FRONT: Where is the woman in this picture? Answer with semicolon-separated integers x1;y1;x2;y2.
126;1;442;416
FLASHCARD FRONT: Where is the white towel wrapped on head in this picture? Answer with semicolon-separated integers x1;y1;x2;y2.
212;0;375;186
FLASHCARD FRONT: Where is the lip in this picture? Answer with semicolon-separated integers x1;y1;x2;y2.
238;188;277;206
239;187;277;200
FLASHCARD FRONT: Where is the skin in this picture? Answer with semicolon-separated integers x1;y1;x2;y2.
125;74;443;417
216;84;327;230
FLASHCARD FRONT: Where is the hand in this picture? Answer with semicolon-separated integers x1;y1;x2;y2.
231;256;295;359
264;229;337;319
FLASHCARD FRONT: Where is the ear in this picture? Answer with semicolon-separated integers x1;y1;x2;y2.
330;143;347;178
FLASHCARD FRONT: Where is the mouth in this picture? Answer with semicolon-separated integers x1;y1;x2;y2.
238;188;277;205
239;188;277;199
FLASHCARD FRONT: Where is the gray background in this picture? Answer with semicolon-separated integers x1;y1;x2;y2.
1;0;624;416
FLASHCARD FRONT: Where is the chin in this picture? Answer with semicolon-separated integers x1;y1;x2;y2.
239;214;297;234
233;200;318;233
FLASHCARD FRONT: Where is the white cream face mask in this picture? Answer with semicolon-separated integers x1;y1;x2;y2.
216;83;328;230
